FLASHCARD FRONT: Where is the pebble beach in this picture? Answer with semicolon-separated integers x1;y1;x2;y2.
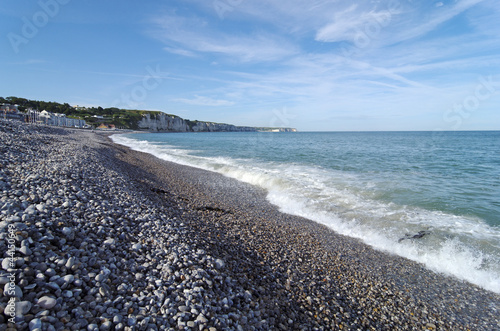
0;119;499;330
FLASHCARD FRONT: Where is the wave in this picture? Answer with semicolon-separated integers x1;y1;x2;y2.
111;134;500;293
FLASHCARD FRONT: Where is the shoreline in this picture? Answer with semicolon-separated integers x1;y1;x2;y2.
0;120;498;330
105;132;500;327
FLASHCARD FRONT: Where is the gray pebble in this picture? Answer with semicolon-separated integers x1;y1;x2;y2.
100;321;112;330
215;258;225;270
65;257;76;269
20;246;32;255
1;259;11;271
128;316;137;326
95;273;106;282
29;318;42;330
15;300;32;315
103;238;116;245
62;274;75;284
44;268;56;277
37;296;57;309
3;284;22;298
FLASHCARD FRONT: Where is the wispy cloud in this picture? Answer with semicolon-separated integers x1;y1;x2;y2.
315;5;393;43
466;0;500;37
173;95;235;106
3;0;498;130
9;59;47;65
150;12;298;62
163;46;197;58
147;0;498;129
390;0;486;44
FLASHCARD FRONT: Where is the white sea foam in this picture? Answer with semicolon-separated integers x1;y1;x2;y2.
111;134;500;293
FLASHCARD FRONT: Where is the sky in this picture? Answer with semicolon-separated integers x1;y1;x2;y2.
1;0;499;131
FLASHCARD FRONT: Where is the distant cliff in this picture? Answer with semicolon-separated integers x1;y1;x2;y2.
138;113;296;132
1;96;298;131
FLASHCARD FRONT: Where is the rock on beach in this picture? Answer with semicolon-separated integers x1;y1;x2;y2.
0;119;499;331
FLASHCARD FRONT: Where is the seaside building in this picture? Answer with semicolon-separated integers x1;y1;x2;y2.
38;110;86;128
0;104;19;113
26;108;41;123
1;103;24;121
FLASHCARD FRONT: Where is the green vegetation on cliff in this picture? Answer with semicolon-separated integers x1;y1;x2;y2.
1;96;296;132
0;96;162;129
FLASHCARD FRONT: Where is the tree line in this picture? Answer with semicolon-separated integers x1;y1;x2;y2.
0;96;161;129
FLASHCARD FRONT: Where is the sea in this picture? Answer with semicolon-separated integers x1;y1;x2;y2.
111;131;500;294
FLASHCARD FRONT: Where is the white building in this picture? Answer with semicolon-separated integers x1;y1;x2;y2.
39;110;86;128
1;104;23;120
0;104;19;113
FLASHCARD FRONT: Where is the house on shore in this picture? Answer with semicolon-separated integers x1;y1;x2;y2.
1;104;18;113
1;104;24;121
38;110;86;128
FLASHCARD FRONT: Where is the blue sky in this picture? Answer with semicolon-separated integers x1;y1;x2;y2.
1;0;499;131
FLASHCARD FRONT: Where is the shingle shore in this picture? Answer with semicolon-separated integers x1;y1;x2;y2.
0;120;498;330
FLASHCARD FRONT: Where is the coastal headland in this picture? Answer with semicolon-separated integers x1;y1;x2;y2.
0;120;498;330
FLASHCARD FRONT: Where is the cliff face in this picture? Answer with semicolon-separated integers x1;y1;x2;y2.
138;113;296;132
190;121;256;132
138;114;189;132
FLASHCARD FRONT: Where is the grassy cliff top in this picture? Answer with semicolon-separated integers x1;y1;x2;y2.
1;96;173;129
1;96;296;131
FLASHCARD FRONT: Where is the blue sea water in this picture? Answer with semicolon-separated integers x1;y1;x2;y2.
112;131;500;293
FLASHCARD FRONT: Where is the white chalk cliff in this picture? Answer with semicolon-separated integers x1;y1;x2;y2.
138;113;296;132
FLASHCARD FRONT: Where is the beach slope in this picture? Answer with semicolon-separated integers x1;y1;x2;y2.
0;120;498;330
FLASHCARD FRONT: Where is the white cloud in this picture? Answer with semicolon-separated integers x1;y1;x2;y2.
194;34;296;62
315;5;390;43
147;0;498;130
467;0;500;38
151;12;297;62
8;59;47;65
163;47;197;58
390;0;485;43
239;0;485;48
173;95;235;106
